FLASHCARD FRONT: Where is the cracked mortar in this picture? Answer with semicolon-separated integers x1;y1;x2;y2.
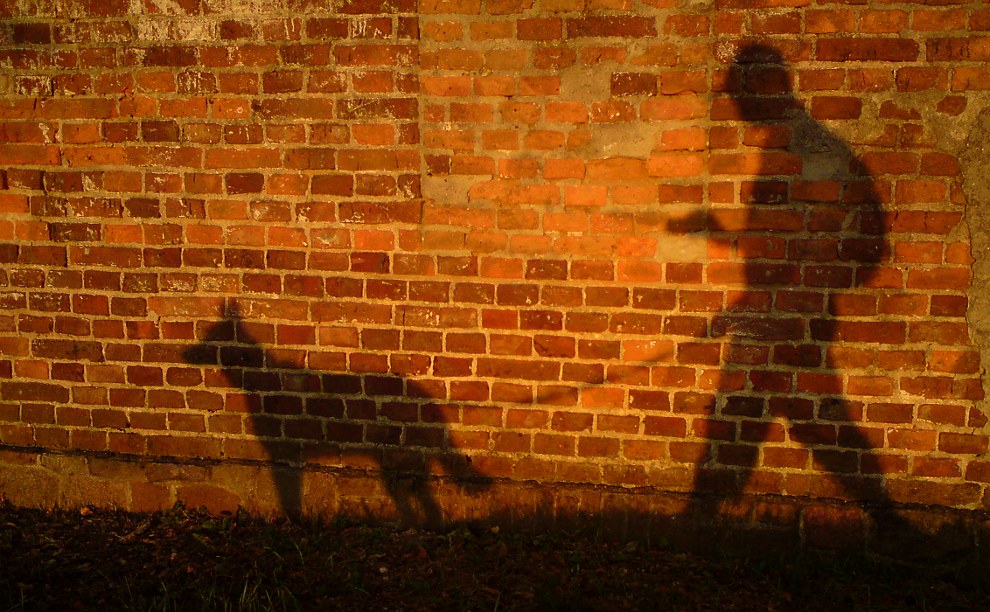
959;105;990;425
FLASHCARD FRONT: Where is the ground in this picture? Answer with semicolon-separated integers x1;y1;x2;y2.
1;503;987;610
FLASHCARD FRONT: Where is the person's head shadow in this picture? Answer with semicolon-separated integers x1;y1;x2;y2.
181;302;490;527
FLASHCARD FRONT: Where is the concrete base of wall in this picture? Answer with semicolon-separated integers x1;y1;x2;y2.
2;446;988;565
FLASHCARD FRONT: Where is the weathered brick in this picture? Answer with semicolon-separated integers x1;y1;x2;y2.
817;38;918;62
0;1;985;529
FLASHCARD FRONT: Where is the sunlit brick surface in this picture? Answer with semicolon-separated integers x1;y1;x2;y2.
1;0;990;526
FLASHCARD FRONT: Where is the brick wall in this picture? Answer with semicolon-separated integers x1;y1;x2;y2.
2;0;990;547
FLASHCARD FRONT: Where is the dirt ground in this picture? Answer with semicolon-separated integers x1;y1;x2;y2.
1;502;987;611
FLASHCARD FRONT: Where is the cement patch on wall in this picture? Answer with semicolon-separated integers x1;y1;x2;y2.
960;107;990;422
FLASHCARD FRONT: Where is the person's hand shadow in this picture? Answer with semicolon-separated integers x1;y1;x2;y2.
663;206;729;250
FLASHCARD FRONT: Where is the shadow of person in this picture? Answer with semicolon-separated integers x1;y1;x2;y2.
672;43;903;542
182;304;489;527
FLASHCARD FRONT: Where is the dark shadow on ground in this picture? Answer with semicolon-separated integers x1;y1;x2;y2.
3;502;988;611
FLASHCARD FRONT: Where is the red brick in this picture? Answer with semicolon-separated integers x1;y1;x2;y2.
817;38;918;62
940;433;989;455
810;96;861;119
566;17;657;38
2;5;988;521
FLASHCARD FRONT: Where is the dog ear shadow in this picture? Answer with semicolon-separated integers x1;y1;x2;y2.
180;314;238;366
